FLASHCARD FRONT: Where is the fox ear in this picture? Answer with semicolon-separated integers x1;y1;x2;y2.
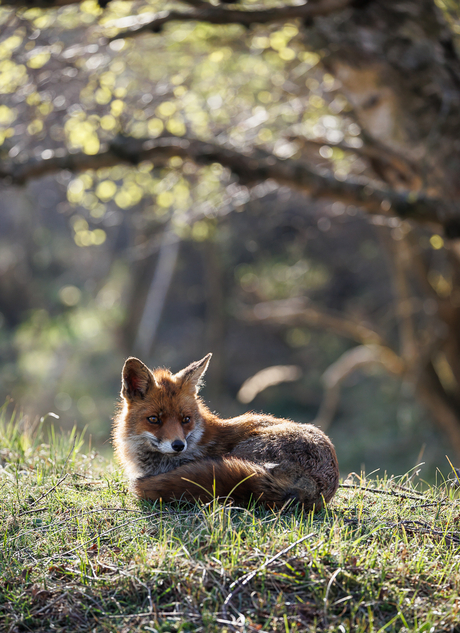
122;357;155;401
175;353;212;393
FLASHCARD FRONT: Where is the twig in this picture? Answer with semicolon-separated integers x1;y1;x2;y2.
105;611;202;619
3;506;190;552
45;511;161;561
222;532;316;626
18;436;76;516
18;506;48;515
409;499;449;509
18;474;69;517
342;515;459;547
324;567;342;622
400;520;460;545
33;592;69;616
339;483;426;501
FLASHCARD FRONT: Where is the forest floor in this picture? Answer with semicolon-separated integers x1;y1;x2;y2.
1;408;460;633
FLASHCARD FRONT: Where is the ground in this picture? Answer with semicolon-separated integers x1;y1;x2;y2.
1;411;460;632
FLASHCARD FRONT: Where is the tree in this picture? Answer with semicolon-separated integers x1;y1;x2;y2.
2;0;460;456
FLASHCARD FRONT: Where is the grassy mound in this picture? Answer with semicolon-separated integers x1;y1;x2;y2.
1;408;460;632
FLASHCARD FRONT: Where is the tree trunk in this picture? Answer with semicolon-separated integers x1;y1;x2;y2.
310;0;460;454
316;1;460;203
202;239;226;401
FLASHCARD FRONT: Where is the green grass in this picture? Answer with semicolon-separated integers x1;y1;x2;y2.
1;406;460;632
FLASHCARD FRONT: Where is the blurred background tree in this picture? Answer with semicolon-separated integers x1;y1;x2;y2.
1;0;460;477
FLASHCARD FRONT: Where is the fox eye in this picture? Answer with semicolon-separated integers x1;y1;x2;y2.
147;415;160;425
182;416;191;424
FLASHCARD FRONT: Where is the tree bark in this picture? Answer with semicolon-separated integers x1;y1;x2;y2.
315;1;460;200
2;134;457;232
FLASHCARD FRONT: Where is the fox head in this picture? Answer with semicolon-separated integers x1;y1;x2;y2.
118;353;212;458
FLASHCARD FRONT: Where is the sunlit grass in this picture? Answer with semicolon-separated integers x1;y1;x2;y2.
1;405;460;632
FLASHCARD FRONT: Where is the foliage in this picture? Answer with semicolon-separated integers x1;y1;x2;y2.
2;414;460;632
2;1;460;477
0;0;369;231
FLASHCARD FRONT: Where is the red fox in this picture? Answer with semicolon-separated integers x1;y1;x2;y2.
112;354;339;510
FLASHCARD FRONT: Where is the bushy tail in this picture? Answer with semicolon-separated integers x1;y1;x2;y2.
133;457;323;510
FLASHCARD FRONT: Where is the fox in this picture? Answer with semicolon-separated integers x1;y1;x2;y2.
112;353;339;510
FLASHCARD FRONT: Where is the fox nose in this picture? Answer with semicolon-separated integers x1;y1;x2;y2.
171;440;185;452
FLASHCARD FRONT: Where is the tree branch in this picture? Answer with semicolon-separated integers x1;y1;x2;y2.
106;0;352;41
133;227;180;358
290;135;422;191
417;362;460;457
237;365;302;404
1;134;457;230
242;298;387;347
313;344;404;430
378;230;419;368
242;296;406;431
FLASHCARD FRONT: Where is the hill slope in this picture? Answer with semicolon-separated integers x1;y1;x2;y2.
1;411;459;632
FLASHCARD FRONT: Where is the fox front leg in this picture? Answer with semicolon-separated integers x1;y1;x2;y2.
133;473;172;502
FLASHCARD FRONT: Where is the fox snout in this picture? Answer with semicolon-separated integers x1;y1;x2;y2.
171;440;185;452
156;436;188;455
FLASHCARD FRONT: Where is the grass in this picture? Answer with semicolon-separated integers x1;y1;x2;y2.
1;406;460;632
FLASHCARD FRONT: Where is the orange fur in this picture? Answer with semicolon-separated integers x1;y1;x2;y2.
112;354;339;511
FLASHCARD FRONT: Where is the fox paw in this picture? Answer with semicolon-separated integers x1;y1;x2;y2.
282;490;301;506
282;489;323;512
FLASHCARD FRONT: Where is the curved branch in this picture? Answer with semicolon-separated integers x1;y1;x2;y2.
237;365;302;404
289;135;422;191
134;227;180;357
107;0;352;41
243;298;387;347
313;344;404;430
1;133;457;230
418;363;460;457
